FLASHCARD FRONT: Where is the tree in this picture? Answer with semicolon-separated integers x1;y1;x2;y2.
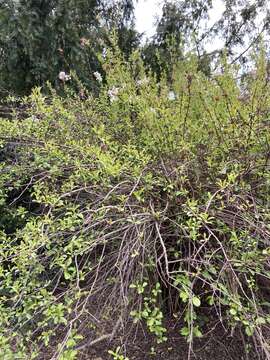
0;0;139;93
143;0;270;76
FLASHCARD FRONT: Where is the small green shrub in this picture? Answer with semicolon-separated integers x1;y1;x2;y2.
108;347;129;360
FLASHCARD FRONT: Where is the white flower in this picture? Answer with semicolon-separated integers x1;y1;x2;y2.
58;71;66;81
58;71;71;82
149;107;157;114
102;48;107;59
93;71;102;82
136;77;149;86
168;91;176;100
31;115;39;122
108;86;119;102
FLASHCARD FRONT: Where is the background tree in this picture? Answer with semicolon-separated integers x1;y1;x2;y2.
143;0;270;77
0;0;140;94
1;0;270;94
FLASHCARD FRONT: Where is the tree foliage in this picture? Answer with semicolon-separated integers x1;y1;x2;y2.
0;0;139;93
143;0;270;76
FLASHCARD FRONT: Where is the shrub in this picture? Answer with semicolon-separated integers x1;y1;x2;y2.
0;46;270;359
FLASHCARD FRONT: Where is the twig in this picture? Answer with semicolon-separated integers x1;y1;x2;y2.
74;317;122;351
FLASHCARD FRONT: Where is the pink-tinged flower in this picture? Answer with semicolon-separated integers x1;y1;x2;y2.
108;86;119;102
80;37;90;47
58;71;71;82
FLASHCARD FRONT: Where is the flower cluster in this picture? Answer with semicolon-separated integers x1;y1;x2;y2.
102;48;107;59
168;91;176;100
80;37;90;47
107;86;119;102
93;71;102;82
58;71;71;82
136;77;149;86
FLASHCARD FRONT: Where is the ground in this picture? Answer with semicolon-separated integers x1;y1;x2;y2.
77;318;260;360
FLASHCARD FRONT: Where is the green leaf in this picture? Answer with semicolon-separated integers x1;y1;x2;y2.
180;327;190;336
192;296;201;307
179;291;189;303
193;326;203;338
245;327;254;336
229;308;237;316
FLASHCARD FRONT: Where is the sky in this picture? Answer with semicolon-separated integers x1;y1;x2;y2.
135;0;226;50
135;0;162;40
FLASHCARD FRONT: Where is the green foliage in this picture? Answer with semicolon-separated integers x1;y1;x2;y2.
108;347;129;360
130;282;167;343
0;45;270;358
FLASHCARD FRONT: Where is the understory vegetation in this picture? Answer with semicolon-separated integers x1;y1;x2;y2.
0;46;270;359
